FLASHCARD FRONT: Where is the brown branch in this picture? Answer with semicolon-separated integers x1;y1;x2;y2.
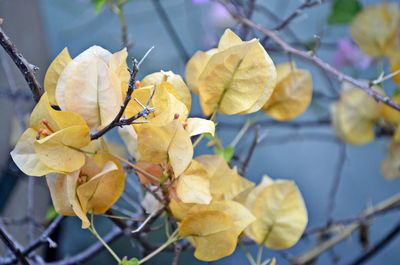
346;221;400;265
292;193;400;265
217;1;400;111
326;143;346;222
0;26;43;103
90;54;156;140
1;215;65;265
172;242;182;265
219;118;331;129
304;203;400;237
42;227;123;265
240;125;267;175
0;226;30;265
151;0;189;62
274;0;330;32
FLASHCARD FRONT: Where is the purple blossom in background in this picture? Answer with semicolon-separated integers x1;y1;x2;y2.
332;38;372;70
192;0;210;4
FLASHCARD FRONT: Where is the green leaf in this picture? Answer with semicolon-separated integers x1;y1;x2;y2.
393;88;400;97
327;0;362;25
223;146;235;162
120;258;139;265
92;0;108;14
46;206;58;221
214;146;223;155
204;133;214;140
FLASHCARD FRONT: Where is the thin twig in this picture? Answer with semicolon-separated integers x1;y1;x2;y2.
41;227;123;265
1;215;65;265
150;0;189;62
274;0;329;32
172;242;182;265
27;177;35;242
219;118;331;129
217;1;400;111
0;26;43;102
90;49;156;140
241;125;267;175
327;144;346;222
304;203;400;237
292;193;400;265
346;221;400;265
0;226;30;265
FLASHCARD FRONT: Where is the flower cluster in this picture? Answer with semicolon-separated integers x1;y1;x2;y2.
11;29;309;262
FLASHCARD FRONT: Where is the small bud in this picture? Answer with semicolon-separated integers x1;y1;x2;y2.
174;113;180;120
41;129;50;137
42;119;55;132
182;122;188;128
77;178;83;184
135;81;141;88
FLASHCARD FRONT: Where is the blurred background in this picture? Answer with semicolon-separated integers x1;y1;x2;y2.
0;0;399;264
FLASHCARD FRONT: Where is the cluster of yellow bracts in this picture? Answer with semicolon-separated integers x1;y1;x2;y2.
10;29;309;261
332;2;400;180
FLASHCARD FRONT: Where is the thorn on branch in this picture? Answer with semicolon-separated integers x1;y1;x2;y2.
0;26;43;102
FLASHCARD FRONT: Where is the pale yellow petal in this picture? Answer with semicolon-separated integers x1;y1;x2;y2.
10;128;53;176
248;181;308;249
35;126;89;173
351;3;400;56
44;48;72;106
381;141;400;179
198;39;276;115
185;118;215;137
176;160;211;204
263;65;313;121
217;28;243;51
168;120;193;176
141;71;192;111
191;230;238;261
179;210;233;237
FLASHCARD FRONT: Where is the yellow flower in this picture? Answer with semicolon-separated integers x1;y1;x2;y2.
45;46;130;128
331;82;383;145
262;62;313;121
244;176;308;249
11;93;91;176
46;153;125;228
141;70;192;111
178;200;255;261
125;81;189;129
185;29;277;115
351;3;400;57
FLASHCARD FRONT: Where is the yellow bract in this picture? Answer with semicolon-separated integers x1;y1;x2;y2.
390;51;400;85
351;3;400;57
331;82;381;145
263;62;313;120
10;93;91;176
381;142;400;180
185;118;215;137
185;49;217;95
54;46;129;128
118;125;140;160
195;155;253;200
176;160;212;204
46;153;125;228
137;119;193;176
185;29;277;115
141;71;192;111
125;82;189;128
44;48;72;106
380;95;400;125
245;179;307;249
179;200;255;261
